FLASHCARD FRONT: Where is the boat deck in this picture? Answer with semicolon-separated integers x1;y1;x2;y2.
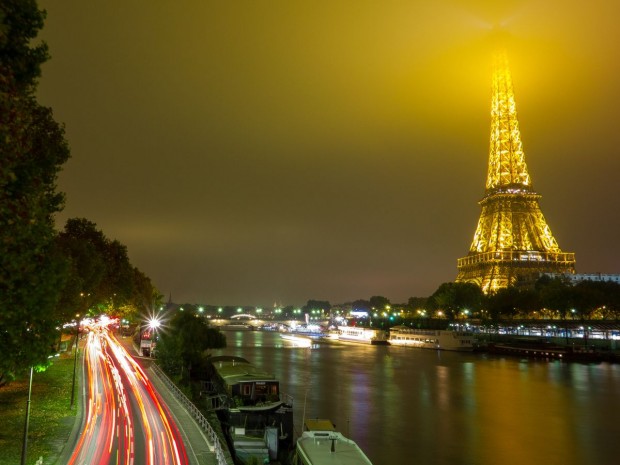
295;420;373;465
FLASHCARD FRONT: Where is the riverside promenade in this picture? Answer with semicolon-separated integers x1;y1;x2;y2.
128;339;231;465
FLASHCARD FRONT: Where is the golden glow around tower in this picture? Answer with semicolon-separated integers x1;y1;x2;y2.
456;51;575;293
486;51;530;190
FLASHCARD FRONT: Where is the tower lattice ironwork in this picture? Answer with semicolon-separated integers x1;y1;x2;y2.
456;52;575;293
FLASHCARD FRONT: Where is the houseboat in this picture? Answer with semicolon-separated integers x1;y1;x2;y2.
204;355;294;464
329;326;389;345
487;339;602;362
293;419;373;465
388;325;476;351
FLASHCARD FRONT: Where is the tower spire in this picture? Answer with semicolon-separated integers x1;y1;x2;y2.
486;51;531;190
456;52;575;293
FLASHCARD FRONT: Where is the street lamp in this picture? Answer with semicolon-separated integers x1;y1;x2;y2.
20;366;34;465
141;317;161;357
148;317;161;331
70;314;81;408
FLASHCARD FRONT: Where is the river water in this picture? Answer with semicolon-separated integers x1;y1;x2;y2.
212;330;620;465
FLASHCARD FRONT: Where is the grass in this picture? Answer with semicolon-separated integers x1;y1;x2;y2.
0;354;79;465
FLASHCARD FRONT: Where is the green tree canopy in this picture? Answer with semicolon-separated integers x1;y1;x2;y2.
0;0;70;386
427;282;484;319
56;218;160;323
156;308;226;382
369;295;391;310
302;299;331;312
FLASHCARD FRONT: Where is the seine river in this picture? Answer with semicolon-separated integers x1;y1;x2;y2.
213;330;620;465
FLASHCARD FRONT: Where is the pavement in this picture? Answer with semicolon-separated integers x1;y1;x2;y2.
144;360;219;465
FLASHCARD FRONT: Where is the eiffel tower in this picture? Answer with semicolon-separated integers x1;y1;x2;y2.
456;51;576;293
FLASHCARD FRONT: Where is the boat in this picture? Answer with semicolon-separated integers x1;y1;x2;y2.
282;324;327;340
328;326;389;345
280;333;313;348
204;355;295;463
294;419;373;465
388;325;476;351
487;339;602;362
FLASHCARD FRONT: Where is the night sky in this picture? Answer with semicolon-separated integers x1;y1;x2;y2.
36;1;620;306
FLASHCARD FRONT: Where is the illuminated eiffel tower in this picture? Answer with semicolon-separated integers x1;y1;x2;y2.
456;52;576;293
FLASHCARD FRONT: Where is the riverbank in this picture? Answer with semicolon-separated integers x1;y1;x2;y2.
0;354;78;465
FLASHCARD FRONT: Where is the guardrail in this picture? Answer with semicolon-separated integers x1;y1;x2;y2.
150;363;232;465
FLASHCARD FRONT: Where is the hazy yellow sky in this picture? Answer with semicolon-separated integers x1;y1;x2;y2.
37;0;620;305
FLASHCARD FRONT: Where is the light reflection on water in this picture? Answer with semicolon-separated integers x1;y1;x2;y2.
214;330;620;465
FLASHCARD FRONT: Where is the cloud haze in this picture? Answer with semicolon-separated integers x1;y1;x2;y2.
37;0;620;305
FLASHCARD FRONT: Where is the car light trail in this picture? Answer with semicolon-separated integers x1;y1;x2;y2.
68;326;188;465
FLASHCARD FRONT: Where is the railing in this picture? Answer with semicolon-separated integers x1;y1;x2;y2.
458;250;576;268
150;363;232;465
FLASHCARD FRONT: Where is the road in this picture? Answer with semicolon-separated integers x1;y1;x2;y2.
68;328;189;465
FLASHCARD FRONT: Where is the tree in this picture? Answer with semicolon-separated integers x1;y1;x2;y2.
351;299;371;312
156;309;226;383
56;218;140;319
427;282;483;319
486;287;521;321
0;1;70;386
302;300;331;312
572;280;616;320
129;267;162;321
535;275;574;320
407;296;428;311
369;295;391;311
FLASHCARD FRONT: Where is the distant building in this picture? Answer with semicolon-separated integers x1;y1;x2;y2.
544;273;620;285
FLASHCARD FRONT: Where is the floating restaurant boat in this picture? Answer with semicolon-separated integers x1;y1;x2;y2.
486;339;602;362
328;326;389;345
388;325;476;351
294;419;373;465
204;355;294;464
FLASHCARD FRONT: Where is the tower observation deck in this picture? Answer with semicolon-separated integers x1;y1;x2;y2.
456;52;575;293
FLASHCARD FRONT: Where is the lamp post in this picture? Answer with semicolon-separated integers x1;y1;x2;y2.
20;366;34;465
141;317;161;357
70;315;81;408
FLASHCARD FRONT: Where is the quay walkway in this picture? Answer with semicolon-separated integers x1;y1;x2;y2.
145;361;230;465
126;334;233;465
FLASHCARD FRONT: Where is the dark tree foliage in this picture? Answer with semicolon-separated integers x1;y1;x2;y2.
484;288;511;322
369;295;391;310
130;267;162;320
56;218;136;318
427;282;484;319
407;296;428;311
0;1;70;386
302;299;331;312
572;280;620;320
351;299;371;311
156;308;226;383
0;0;49;91
535;276;574;319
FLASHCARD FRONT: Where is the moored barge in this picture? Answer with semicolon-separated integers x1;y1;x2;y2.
204;355;294;464
487;339;602;362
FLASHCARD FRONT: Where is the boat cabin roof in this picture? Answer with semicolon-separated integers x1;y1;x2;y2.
209;355;277;387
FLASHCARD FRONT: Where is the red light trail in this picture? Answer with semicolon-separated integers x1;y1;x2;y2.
68;327;188;464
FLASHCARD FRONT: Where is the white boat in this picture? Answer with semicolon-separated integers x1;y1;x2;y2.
280;333;313;348
329;326;389;345
294;419;373;465
388;325;475;351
